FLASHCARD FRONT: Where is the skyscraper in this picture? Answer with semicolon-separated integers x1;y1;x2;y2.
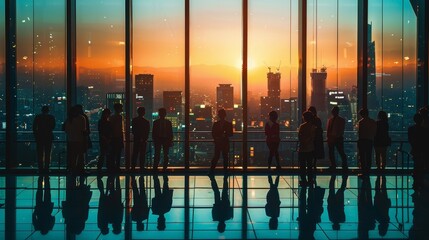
367;23;378;112
163;91;182;114
135;74;154;119
260;69;281;118
310;66;327;112
216;84;234;111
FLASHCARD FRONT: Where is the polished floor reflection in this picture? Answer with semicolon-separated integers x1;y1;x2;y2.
0;174;427;239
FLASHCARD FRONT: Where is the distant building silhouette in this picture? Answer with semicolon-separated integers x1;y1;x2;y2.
163;91;182;115
260;69;281;118
216;84;234;111
367;24;379;113
280;97;298;129
310;66;327;112
135;74;154;120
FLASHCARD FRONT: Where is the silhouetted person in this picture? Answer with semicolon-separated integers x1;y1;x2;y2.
132;107;150;171
374;175;391;237
110;103;124;172
357;108;377;175
33;106;55;172
298;184;325;240
33;176;55;235
64;106;87;173
62;176;92;236
107;175;123;234
265;111;281;170
374;111;390;170
326;106;348;170
408;113;427;187
210;174;233;233
98;108;111;171
75;104;91;152
97;176;109;235
409;177;429;239
152;108;173;171
327;174;347;231
210;109;233;173
132;176;149;231
357;176;375;239
265;175;281;230
419;106;429;171
298;111;316;186
308;106;324;169
152;174;173;230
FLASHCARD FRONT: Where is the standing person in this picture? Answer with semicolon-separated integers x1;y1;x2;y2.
33;106;56;172
110;103;124;172
152;174;173;231
374;111;390;170
374;175;391;237
152;108;173;171
210;174;233;233
64;106;87;173
265;111;281;170
132;107;150;171
308;106;325;169
210;109;233;173
75;104;91;152
408;113;426;187
327;174;347;231
357;108;377;175
32;176;55;235
131;176;150;232
265;175;281;230
298;111;317;186
326;106;348;170
97;109;111;171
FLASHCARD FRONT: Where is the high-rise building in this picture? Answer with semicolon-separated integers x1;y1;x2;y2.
216;84;234;111
106;92;125;111
191;104;213;133
260;69;281;119
310;66;327;112
327;89;353;130
163;91;183;115
280;98;298;129
135;74;154;119
367;23;378;112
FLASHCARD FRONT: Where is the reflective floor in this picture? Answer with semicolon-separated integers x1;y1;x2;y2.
0;174;428;239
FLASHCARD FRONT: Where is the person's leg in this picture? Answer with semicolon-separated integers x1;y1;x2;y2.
375;147;381;169
328;142;336;168
98;145;105;171
267;142;274;168
221;142;229;170
44;140;52;170
274;142;281;168
153;142;161;170
298;153;306;183
336;138;348;169
381;147;387;169
131;139;140;170
140;142;147;169
366;141;373;173
306;152;314;183
162;142;169;170
36;141;44;171
358;140;365;172
210;143;221;171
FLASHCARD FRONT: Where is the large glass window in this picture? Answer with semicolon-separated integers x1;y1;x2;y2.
133;0;185;168
190;0;243;168
247;0;299;168
76;0;125;167
0;1;5;168
16;0;66;168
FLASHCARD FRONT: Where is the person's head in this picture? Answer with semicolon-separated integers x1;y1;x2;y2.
158;108;167;119
41;106;50;114
377;110;388;122
359;108;369;118
157;215;166;230
137;107;146;117
269;111;278;122
136;221;144;231
413;113;423;125
331;106;340;117
101;108;111;119
302;111;314;123
114;103;123;114
217;221;226;233
308;106;317;116
332;222;340;231
75;104;84;114
218;109;227;120
269;217;278;230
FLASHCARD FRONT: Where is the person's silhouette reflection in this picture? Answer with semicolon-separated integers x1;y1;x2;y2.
358;176;375;239
374;175;391;237
298;181;325;240
62;176;92;235
107;175;123;234
409;178;429;239
132;176;150;231
152;174;173;231
97;176;109;235
265;175;281;230
210;174;233;233
327;174;347;231
33;176;55;235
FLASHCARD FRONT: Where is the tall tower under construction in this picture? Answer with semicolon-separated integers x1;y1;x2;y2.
310;66;327;112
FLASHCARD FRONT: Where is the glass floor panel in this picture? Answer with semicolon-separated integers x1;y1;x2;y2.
0;174;427;239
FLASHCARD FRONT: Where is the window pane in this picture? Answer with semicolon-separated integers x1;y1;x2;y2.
16;0;66;168
248;0;299;168
0;0;4;168
133;0;185;168
190;0;242;168
76;0;125;167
